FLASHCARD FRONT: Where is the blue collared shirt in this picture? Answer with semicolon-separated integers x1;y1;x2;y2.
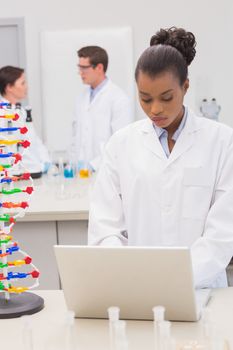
153;107;187;157
90;77;108;102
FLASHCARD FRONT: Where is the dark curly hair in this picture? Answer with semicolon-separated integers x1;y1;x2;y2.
135;27;196;85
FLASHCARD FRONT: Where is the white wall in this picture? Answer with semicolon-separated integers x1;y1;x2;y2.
40;27;134;151
0;0;232;143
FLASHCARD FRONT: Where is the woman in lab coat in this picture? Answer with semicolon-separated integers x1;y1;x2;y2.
88;27;233;289
0;66;50;176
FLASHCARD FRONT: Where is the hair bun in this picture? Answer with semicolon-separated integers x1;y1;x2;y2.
150;27;196;66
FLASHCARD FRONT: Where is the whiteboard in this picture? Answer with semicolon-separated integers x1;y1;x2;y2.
40;27;134;152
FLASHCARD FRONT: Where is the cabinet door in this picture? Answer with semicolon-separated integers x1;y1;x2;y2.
0;18;26;68
13;221;60;290
57;220;88;245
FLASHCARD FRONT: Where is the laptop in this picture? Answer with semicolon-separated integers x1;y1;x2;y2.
54;245;211;321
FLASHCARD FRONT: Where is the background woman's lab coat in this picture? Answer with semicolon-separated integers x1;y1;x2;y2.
74;79;133;170
88;108;233;289
23;119;51;173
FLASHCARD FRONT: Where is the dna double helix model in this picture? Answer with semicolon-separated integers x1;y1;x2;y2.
0;102;44;318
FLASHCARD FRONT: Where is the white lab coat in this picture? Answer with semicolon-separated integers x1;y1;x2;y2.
88;108;233;289
74;79;133;170
22;119;51;173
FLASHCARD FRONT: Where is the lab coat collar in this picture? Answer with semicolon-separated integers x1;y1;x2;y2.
0;97;20;109
0;96;11;105
140;107;204;163
84;79;112;109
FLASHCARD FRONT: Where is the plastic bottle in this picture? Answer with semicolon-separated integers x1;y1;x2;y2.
200;98;209;118
200;98;221;121
209;98;221;121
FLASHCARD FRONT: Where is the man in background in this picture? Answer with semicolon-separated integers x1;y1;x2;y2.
73;46;133;172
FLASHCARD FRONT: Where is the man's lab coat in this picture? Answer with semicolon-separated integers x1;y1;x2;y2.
88;108;233;288
74;79;133;170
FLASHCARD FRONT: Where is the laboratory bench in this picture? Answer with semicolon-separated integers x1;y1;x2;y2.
14;176;92;290
0;288;232;349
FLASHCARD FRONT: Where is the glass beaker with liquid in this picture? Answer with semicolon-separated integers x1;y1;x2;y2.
77;160;92;179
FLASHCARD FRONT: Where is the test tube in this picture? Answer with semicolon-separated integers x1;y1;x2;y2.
64;310;76;350
108;306;120;350
114;320;128;350
201;307;212;339
201;308;225;350
58;156;64;178
21;315;34;350
56;156;68;199
152;306;165;350
158;320;172;350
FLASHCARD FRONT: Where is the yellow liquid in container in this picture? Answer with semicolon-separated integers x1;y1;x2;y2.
79;169;90;178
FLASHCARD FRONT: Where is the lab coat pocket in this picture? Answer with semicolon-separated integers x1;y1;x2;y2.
182;167;212;219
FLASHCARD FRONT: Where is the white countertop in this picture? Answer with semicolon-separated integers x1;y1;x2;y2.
18;175;92;222
0;288;232;349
